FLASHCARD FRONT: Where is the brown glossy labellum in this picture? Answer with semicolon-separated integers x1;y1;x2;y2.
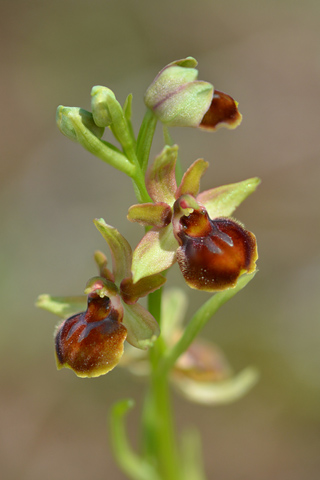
175;209;257;291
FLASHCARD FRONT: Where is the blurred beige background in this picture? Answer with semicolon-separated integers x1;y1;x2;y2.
1;0;320;479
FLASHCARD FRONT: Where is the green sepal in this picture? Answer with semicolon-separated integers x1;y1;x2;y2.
146;145;178;204
175;158;208;199
36;294;87;319
127;202;172;228
197;177;261;218
122;302;160;350
174;367;259;405
94;219;132;285
131;224;178;283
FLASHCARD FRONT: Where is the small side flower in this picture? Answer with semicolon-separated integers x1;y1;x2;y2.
37;222;165;378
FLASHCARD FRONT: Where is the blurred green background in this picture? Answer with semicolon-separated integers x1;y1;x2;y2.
1;0;320;478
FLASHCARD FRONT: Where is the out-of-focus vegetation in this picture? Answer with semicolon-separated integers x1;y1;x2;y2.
1;1;319;478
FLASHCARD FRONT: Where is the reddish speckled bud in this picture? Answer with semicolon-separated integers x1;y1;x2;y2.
55;294;127;378
173;198;257;291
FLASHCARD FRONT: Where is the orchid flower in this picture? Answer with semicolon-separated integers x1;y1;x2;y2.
129;145;259;291
37;220;165;377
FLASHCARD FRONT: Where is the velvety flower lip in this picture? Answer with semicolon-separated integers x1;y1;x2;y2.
129;145;259;289
173;198;257;291
55;292;127;378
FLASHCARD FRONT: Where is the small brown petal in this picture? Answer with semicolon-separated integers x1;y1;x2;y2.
55;295;127;378
176;210;257;291
200;90;242;131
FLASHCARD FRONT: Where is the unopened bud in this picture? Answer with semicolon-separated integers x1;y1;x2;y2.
56;106;104;142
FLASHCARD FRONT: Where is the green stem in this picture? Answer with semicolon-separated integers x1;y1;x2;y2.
143;290;182;480
131;165;152;203
71;114;135;176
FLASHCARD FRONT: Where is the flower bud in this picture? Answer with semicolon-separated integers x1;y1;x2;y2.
55;293;127;378
144;57;242;130
56;106;104;142
173;196;257;291
91;86;115;127
144;57;214;127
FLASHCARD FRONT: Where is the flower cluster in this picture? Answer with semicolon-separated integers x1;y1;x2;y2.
37;56;259;383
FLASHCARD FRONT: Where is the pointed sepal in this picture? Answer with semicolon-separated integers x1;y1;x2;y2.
197;177;261;218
